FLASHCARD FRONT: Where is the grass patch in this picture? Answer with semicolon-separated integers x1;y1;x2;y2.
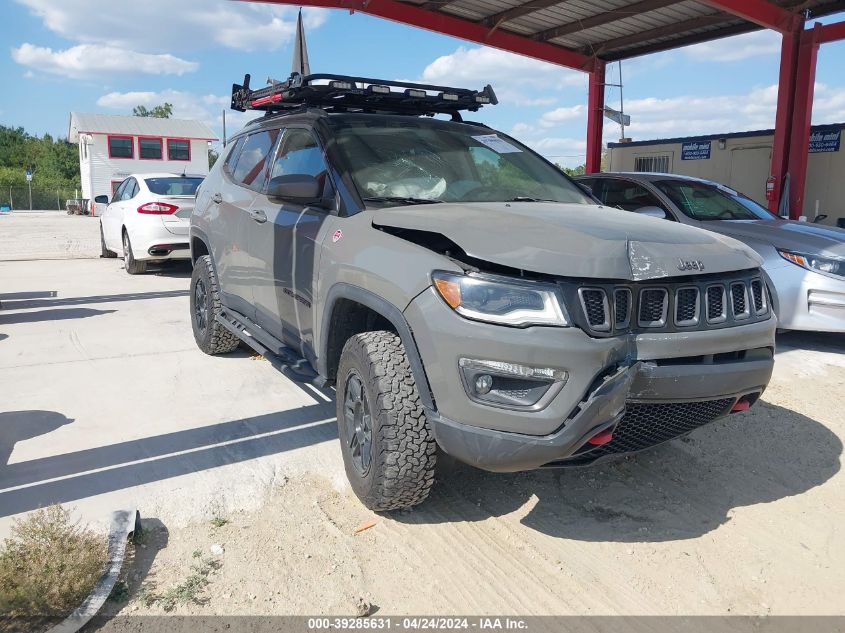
140;554;219;612
107;580;130;603
209;517;228;529
0;506;106;619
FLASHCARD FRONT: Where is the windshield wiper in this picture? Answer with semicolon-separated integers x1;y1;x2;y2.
509;197;557;203
363;196;442;206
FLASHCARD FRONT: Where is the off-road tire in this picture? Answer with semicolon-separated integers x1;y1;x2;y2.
336;331;437;511
100;223;117;258
190;255;240;355
122;231;147;274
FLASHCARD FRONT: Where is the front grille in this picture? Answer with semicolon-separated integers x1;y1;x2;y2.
750;279;766;314
675;287;699;325
638;288;668;327
557;398;735;466
564;271;769;336
614;289;631;327
731;282;749;319
578;288;609;331
706;285;726;323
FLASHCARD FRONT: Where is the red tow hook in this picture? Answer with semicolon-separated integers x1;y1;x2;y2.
587;429;614;446
731;400;751;413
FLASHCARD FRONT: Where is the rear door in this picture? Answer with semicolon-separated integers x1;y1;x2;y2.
211;128;281;321
102;178;138;248
249;127;334;356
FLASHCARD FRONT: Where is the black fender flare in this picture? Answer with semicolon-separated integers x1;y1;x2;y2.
189;227;212;266
319;283;435;411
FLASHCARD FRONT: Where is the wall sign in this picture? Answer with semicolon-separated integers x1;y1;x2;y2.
681;141;711;160
809;129;841;153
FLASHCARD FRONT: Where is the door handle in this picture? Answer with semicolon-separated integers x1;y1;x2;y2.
250;209;268;223
211;192;223;204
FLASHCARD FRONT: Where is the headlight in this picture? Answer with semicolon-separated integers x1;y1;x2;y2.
431;271;568;327
778;249;845;278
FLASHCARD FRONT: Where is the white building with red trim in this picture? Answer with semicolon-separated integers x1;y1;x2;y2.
68;112;218;201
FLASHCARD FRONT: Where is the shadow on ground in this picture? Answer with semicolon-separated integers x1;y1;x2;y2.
776;330;845;354
396;402;841;542
0;402;337;518
0;308;116;325
0;290;188;310
0;410;74;471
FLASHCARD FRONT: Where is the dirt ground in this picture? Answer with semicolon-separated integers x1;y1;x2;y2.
97;334;845;618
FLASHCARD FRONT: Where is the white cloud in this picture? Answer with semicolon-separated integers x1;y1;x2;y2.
12;43;198;78
540;105;584;127
96;89;255;146
14;0;328;53
419;45;585;105
685;30;780;63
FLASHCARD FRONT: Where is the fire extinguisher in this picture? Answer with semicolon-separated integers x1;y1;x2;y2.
765;176;776;202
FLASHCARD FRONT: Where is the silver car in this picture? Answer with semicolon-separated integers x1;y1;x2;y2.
576;172;845;333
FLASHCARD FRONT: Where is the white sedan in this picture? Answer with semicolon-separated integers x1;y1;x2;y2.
97;173;204;274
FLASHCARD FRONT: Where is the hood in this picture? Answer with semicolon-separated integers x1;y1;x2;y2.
704;219;845;259
372;202;762;281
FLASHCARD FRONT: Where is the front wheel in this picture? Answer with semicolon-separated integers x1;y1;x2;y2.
100;223;117;258
336;331;437;511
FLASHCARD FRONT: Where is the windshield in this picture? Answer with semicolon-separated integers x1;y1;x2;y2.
145;177;203;196
327;119;592;206
654;179;778;221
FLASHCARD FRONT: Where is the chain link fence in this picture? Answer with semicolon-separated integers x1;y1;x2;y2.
0;186;82;211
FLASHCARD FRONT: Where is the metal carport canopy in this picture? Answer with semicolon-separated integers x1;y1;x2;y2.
246;0;845;218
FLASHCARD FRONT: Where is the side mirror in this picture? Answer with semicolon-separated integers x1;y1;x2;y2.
635;206;667;219
813;214;828;224
267;174;321;205
94;195;109;204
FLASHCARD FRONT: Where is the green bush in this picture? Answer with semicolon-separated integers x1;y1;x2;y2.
0;506;106;619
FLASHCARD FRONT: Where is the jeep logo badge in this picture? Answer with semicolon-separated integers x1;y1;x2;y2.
678;258;705;271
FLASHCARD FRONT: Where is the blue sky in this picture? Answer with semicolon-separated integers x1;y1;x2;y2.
2;0;844;167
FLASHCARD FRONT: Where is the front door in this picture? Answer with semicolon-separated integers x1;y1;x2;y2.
249;127;334;356
212;129;280;320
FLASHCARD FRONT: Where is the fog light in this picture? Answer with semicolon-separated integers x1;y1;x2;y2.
475;374;493;395
458;358;568;410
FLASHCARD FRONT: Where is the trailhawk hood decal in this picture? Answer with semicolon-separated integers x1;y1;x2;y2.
372;202;762;281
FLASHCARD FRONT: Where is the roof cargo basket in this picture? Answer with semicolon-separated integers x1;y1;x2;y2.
231;72;498;120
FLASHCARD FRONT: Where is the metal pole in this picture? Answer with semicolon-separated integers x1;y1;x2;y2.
9;186;12;210
28;180;32;211
222;109;227;147
586;59;606;174
57;189;60;210
618;61;625;141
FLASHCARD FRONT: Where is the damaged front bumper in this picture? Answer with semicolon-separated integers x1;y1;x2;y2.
429;358;771;472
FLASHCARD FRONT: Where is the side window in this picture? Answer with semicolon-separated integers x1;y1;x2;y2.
270;129;333;199
596;179;665;213
112;179;129;203
223;136;245;177
231;129;282;191
121;178;138;201
576;177;598;198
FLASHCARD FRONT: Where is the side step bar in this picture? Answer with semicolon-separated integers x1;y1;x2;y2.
216;310;327;387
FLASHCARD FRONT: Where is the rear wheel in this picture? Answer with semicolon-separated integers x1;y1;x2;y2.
336;331;437;511
190;255;240;355
122;231;147;275
100;223;116;258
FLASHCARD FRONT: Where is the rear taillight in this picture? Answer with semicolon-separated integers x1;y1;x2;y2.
138;202;179;214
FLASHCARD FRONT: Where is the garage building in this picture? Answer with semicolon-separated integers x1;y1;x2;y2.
68;112;218;202
607;123;844;227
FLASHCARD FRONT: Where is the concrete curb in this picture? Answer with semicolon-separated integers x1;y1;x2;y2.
47;508;140;633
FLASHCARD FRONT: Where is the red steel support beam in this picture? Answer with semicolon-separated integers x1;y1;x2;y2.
586;60;606;174
819;19;845;43
697;0;802;33
250;0;596;71
768;29;800;213
786;23;822;220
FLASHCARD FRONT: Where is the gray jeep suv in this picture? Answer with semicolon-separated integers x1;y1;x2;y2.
189;74;776;511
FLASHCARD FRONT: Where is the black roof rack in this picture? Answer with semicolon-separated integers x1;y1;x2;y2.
231;72;498;120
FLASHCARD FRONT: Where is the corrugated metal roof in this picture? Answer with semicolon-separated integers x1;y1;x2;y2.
400;0;845;62
68;113;218;143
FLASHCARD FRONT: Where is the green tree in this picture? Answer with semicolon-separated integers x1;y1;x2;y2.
208;148;219;170
0;125;80;189
133;103;173;118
